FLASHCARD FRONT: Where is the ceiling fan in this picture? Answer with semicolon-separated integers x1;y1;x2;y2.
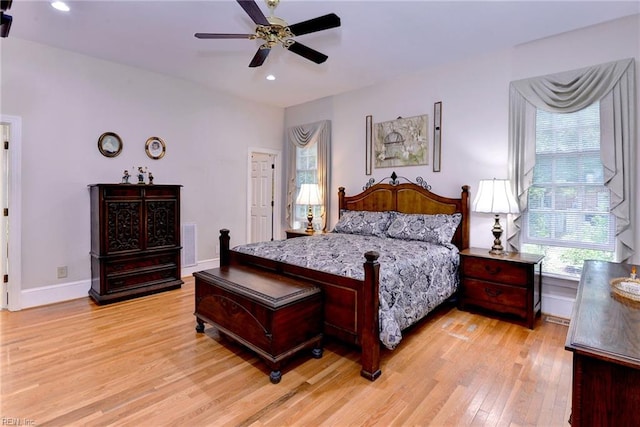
195;0;341;68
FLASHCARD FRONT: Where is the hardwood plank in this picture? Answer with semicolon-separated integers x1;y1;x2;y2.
1;277;572;426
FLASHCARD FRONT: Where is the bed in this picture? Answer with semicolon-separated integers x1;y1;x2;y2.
218;175;470;380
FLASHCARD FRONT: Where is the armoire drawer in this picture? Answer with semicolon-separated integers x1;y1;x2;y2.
104;253;178;274
107;266;179;292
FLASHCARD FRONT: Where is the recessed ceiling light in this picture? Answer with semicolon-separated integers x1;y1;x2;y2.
266;75;276;81
51;1;70;12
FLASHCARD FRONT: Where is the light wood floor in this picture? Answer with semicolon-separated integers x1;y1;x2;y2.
1;278;573;426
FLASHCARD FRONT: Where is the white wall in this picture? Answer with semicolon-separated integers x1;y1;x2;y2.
0;38;284;306
284;15;640;318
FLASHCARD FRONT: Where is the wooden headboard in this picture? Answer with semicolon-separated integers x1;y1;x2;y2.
338;181;470;250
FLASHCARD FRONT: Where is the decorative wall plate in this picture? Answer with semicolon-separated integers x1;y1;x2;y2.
145;136;166;160
98;132;123;158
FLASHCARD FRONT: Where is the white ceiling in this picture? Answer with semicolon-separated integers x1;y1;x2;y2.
7;0;640;108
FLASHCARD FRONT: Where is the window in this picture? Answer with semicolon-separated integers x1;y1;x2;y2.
286;120;330;231
510;59;635;272
293;144;322;230
522;103;615;277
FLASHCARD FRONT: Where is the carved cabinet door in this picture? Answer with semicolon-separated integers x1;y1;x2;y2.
145;199;178;249
105;200;144;253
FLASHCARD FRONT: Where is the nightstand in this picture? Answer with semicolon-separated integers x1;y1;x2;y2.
285;229;324;239
458;247;543;329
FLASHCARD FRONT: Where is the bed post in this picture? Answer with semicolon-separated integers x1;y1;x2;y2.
460;185;471;250
220;229;230;267
361;250;381;381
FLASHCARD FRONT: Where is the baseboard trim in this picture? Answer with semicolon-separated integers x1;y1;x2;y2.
18;258;221;310
541;292;575;320
21;279;90;309
181;258;219;277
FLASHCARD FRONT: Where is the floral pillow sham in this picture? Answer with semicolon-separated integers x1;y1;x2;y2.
386;212;462;245
332;210;393;237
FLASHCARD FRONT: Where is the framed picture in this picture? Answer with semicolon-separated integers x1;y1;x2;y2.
145;136;166;160
97;132;123;158
374;114;428;168
433;102;442;172
365;115;373;175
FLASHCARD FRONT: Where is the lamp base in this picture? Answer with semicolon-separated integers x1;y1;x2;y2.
489;214;505;255
305;206;314;233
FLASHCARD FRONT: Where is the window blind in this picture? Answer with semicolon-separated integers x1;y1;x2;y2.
524;103;615;251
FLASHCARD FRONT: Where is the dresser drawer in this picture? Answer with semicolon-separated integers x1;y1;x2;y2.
107;266;179;292
462;257;528;285
463;278;527;309
105;253;178;274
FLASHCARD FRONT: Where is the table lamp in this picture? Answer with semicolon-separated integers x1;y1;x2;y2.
296;183;321;232
473;178;520;255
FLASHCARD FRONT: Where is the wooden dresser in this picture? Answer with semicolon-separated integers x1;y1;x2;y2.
565;260;640;426
89;184;183;304
459;247;543;329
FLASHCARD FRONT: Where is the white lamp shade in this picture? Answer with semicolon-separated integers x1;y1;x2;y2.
296;183;321;206
473;179;520;214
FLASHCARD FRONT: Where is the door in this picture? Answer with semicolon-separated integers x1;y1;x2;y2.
250;152;276;243
1;115;22;311
0;123;8;309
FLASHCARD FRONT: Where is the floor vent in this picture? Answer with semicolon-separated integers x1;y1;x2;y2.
544;315;570;326
182;223;197;267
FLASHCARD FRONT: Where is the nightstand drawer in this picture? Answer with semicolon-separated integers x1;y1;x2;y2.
463;278;527;309
462;257;528;285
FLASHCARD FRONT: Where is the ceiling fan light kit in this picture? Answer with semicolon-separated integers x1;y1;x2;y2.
195;0;341;68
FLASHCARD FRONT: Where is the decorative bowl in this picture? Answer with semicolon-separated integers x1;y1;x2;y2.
610;277;640;302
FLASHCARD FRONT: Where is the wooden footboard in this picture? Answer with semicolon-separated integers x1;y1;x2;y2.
219;229;382;381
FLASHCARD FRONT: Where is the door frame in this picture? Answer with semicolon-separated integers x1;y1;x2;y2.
1;115;22;311
247;148;281;242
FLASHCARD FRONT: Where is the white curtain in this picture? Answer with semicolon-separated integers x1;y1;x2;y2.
285;120;331;230
508;58;636;262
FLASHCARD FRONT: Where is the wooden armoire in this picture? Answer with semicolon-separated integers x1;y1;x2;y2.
89;184;183;304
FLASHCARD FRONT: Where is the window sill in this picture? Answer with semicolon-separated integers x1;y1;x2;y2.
542;272;579;290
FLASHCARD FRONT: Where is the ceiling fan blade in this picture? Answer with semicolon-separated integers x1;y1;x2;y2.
237;0;269;26
286;41;328;64
249;46;271;68
288;13;341;37
195;33;254;39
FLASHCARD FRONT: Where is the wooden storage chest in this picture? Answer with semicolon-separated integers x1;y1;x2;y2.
194;265;323;383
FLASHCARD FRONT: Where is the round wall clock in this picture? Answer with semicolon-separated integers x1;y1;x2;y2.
97;132;123;158
145;136;166;160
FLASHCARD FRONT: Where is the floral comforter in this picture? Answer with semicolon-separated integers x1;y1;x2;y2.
233;233;459;350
